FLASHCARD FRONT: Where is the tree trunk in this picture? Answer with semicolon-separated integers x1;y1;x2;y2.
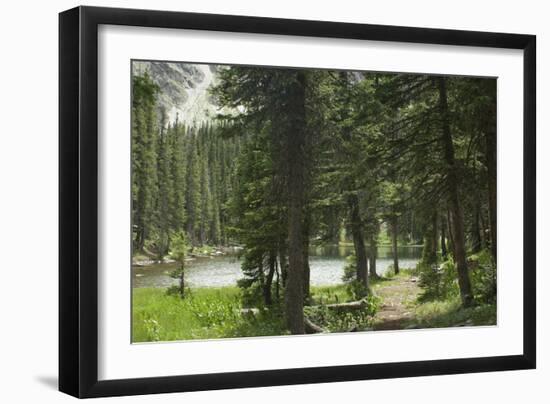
441;216;448;259
369;235;378;278
303;248;310;299
437;77;473;307
431;211;439;257
348;194;368;287
304;317;326;334
275;259;280;301
391;216;399;275
264;254;276;305
422;230;436;265
446;209;455;257
199;226;205;246
285;72;307;334
179;263;185;298
279;246;288;288
136;227;145;253
471;205;482;253
257;258;265;291
303;214;311;298
423;211;438;264
186;221;195;247
410;211;416;244
479;207;488;249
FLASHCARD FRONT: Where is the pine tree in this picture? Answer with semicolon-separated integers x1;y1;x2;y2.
154;108;173;258
213;67;313;333
132;73;159;252
184;133;202;245
199;146;213;245
169;119;187;235
169;231;189;298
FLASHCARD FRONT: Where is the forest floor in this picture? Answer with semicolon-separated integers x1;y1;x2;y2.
132;271;496;342
371;270;497;331
372;272;421;331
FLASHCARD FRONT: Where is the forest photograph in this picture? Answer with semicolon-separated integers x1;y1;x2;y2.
131;60;497;343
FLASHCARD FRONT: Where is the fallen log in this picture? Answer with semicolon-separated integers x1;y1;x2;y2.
312;299;368;312
304;317;372;334
304;317;327;334
239;300;369;334
326;300;366;309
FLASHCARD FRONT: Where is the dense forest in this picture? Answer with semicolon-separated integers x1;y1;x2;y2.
132;74;242;254
132;65;497;339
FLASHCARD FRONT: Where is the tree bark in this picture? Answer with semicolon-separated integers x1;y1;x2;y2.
284;71;307;334
423;211;438;264
136;227;145;253
479;207;488;249
410;211;416;244
422;231;435;265
369;235;378;278
441;216;448;259
279;246;288;288
446;209;455;258
263;254;276;305
303;214;311;298
179;263;185;298
348;194;368;287
186;221;195;247
199;225;206;246
304;317;326;334
275;258;281;301
391;216;399;275
437;77;473;307
471;205;482;253
431;211;439;257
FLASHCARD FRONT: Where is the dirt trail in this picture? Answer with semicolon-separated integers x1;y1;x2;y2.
372;275;421;331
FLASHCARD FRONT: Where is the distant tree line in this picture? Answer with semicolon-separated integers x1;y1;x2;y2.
132;73;242;259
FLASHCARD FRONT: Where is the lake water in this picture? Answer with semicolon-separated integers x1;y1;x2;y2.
132;245;422;288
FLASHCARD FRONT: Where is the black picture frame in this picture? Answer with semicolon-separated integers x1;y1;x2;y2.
59;5;536;398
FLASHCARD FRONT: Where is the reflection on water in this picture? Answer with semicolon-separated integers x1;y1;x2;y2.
310;244;422;260
132;244;422;288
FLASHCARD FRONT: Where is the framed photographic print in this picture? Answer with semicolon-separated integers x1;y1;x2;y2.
59;6;536;398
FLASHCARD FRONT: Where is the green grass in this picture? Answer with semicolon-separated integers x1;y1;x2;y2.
133;273;495;343
383;267;416;278
405;297;496;329
133;286;290;342
133;284;361;342
310;284;350;305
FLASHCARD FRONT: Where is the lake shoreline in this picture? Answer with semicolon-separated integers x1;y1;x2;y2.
132;245;423;289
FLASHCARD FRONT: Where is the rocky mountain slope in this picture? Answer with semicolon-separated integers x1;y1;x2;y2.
132;61;222;125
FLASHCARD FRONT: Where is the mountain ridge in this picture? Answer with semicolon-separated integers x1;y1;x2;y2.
133;61;222;125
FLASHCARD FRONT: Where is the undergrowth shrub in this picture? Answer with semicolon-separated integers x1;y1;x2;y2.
342;253;369;300
417;249;496;304
342;253;357;283
417;258;459;302
304;294;379;332
187;293;241;329
142;315;161;342
165;284;191;297
237;278;265;307
468;250;497;304
226;305;287;337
